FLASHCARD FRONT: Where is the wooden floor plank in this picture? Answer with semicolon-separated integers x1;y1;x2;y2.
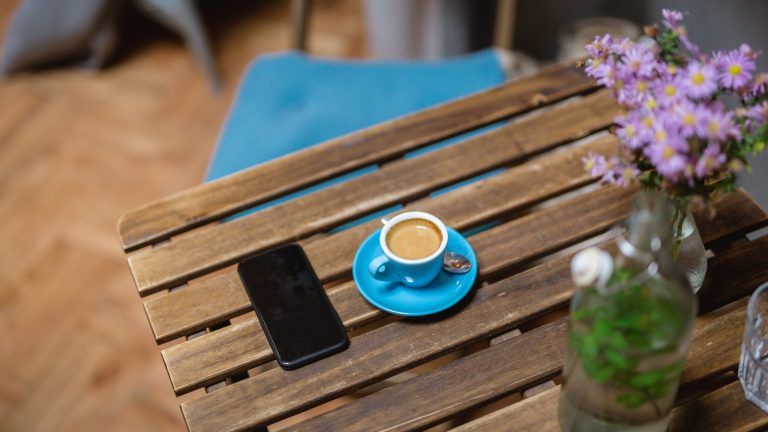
277;244;764;432
178;232;768;432
147;137;620;343
127;92;618;294
117;64;596;250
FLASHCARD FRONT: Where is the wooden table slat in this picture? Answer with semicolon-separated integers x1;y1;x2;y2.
128;91;617;294
669;380;768;431
450;383;561;432
160;189;766;395
148;134;617;343
280;242;763;432
179;232;768;432
118;64;595;251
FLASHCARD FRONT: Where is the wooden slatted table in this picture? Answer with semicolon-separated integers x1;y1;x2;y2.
118;64;768;432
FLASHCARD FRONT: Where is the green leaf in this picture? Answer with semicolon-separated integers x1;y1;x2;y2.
580;334;599;359
617;391;647;409
629;371;665;389
608;332;628;350
605;350;630;369
587;364;615;384
593;318;612;340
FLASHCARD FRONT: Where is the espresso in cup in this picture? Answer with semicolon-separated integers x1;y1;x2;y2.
386;218;443;260
370;211;448;287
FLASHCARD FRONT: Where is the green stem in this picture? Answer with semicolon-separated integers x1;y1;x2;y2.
671;199;687;260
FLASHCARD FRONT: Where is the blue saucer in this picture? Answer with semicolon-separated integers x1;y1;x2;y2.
352;227;478;316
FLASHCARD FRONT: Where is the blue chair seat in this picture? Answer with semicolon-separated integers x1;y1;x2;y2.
207;49;506;224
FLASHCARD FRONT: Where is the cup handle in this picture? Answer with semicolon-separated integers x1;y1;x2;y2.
368;256;400;282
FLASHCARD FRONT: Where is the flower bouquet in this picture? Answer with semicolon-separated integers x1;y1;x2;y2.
581;10;767;261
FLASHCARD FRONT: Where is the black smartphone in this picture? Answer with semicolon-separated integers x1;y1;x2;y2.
237;244;349;370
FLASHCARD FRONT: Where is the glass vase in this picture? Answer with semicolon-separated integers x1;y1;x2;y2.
559;192;697;432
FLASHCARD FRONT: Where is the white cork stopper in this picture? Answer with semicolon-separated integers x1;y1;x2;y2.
571;247;614;289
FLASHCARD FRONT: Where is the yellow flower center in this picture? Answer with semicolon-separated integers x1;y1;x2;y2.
642;116;654;127
655;129;667;142
645;98;658;110
584;159;595;170
692;72;705;85
636;80;648;92
708;120;721;135
622;167;635;180
729;64;742;76
662;146;675;159
683;114;696;125
624;125;636;137
664;84;677;97
615;79;624;90
630;60;641;70
667;65;678;75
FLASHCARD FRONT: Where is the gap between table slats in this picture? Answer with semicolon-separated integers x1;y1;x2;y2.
127;91;618;295
178;215;768;432
146;134;619;344
118;64;595;251
160;187;764;396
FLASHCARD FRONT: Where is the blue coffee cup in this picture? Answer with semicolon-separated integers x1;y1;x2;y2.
368;211;448;288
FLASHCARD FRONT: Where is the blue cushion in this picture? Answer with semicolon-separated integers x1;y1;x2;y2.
206;50;506;227
206;49;505;181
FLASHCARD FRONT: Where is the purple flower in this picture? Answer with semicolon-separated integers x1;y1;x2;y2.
614;163;640;187
716;49;755;90
743;102;768;133
747;102;768;123
695;144;727;178
585;34;613;58
662;9;684;29
646;140;687;179
615;114;647;150
583;152;607;178
751;73;768;97
673;101;706;137
601;157;623;184
622;46;657;79
654;77;684;107
590;60;620;88
697;108;739;141
683;62;718;99
740;43;760;60
610;37;634;56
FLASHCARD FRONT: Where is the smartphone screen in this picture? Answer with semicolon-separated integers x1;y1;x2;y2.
237;244;348;370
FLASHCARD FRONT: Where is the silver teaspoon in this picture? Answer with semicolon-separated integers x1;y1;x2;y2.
442;251;472;274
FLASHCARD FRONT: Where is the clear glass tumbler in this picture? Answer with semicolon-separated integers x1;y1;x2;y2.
739;281;768;412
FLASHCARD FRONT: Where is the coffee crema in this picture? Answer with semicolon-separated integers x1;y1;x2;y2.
386;218;442;260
